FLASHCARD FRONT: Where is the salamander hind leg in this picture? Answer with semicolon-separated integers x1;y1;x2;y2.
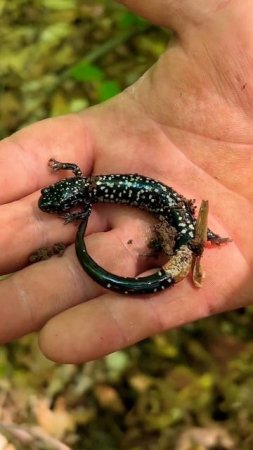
207;229;232;245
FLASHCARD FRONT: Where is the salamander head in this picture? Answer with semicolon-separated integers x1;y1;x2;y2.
39;177;90;213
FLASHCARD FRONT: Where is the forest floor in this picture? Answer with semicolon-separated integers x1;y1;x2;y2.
1;1;253;449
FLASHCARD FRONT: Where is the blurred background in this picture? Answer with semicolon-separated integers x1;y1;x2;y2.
1;1;253;449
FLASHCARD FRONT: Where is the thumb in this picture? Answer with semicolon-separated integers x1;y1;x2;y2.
115;0;229;32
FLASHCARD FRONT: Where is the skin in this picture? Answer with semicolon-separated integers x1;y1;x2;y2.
0;0;253;363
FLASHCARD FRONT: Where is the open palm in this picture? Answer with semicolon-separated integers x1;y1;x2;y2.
0;0;252;362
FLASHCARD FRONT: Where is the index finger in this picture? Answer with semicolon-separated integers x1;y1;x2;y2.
0;114;94;204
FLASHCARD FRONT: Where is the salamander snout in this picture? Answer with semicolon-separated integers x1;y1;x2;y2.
38;184;64;213
41;187;50;195
38;190;54;212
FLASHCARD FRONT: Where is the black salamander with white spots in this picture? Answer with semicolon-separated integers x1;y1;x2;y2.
38;159;229;295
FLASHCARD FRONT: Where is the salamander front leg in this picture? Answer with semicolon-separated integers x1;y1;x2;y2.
62;206;92;224
49;158;84;177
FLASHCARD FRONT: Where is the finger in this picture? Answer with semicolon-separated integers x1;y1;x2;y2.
0;190;110;273
0;114;93;204
0;218;160;343
39;240;248;364
116;0;229;32
0;193;152;273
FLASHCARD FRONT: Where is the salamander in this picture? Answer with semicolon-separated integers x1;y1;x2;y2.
38;159;230;295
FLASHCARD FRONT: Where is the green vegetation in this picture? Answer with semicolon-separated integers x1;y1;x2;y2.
1;1;253;449
0;0;168;138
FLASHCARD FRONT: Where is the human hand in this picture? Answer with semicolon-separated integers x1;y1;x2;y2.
0;0;252;362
